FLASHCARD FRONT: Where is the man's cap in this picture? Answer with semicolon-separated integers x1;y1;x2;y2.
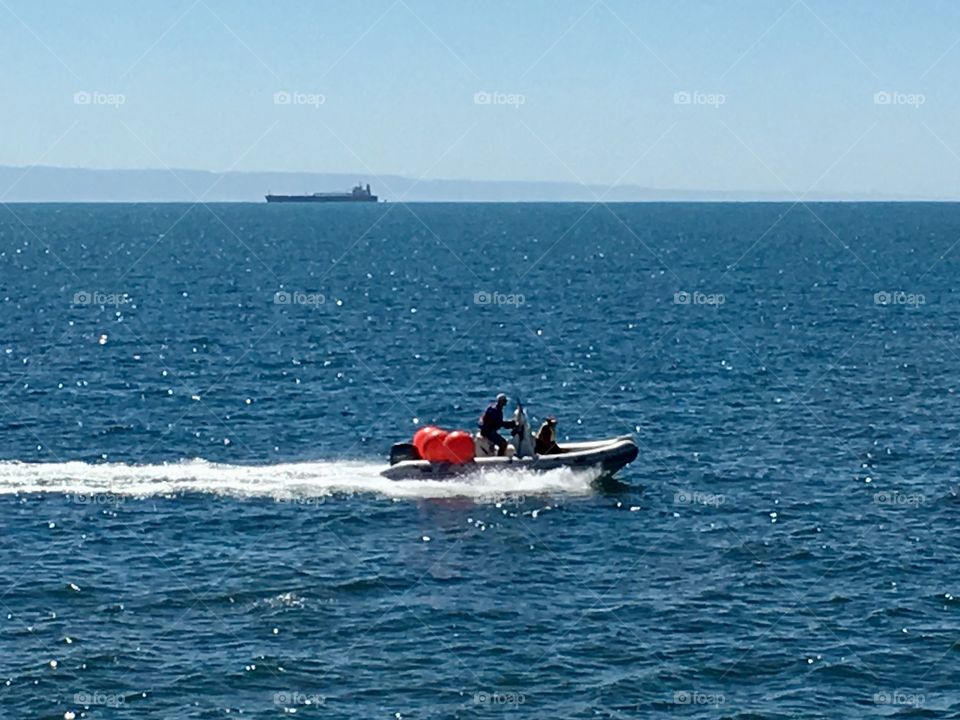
496;393;508;403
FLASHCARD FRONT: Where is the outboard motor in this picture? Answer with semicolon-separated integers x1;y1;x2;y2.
389;442;420;465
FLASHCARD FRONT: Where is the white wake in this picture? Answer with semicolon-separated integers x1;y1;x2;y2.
0;459;599;502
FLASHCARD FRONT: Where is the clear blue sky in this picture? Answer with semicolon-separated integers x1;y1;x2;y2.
2;0;959;196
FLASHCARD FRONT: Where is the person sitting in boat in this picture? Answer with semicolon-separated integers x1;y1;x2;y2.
479;393;516;456
535;416;563;455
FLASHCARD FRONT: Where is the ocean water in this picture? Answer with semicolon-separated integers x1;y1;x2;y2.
2;201;960;718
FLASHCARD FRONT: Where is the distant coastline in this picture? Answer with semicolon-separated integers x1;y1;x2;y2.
0;165;949;203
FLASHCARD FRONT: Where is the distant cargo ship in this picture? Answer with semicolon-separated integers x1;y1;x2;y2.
265;183;378;203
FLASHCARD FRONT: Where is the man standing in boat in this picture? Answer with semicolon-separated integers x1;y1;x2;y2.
479;393;516;456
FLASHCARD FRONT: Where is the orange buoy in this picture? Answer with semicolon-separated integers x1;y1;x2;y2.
413;426;441;457
421;429;450;462
443;430;476;463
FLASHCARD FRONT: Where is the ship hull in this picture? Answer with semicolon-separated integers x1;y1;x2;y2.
265;194;378;203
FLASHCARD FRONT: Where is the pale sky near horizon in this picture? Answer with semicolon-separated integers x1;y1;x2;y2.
2;0;959;197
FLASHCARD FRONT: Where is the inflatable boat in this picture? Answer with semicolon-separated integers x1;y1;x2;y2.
380;434;639;480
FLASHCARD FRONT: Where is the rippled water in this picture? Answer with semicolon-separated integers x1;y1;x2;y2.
2;202;960;717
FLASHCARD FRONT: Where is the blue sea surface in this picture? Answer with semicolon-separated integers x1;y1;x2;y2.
1;201;960;717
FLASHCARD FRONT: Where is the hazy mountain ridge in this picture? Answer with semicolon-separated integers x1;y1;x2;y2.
0;166;937;202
